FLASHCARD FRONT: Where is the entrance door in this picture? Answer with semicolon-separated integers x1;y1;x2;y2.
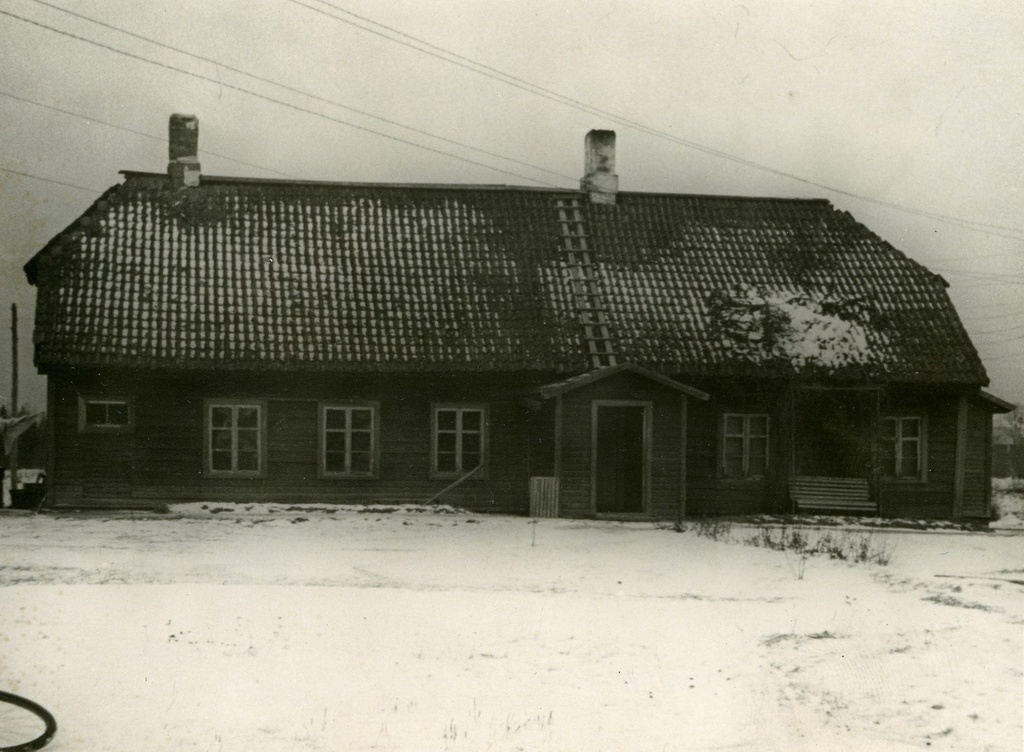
793;390;874;478
593;403;648;514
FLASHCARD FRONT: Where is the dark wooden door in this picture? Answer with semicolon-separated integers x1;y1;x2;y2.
793;390;873;478
594;405;646;513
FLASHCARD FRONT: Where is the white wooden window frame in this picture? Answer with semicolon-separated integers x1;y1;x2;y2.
721;412;770;479
204;400;267;478
881;415;928;481
78;396;133;433
319;402;380;479
430;403;489;480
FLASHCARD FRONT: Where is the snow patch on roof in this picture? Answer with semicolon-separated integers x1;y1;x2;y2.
712;284;890;372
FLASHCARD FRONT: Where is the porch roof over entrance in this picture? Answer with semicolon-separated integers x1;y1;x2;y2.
535;362;710;401
979;390;1015;414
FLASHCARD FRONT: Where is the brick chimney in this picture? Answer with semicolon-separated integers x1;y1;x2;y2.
581;129;618;205
168;114;201;188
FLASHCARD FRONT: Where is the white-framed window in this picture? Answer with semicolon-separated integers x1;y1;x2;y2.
78;396;133;433
722;413;769;479
320;402;379;478
205;401;265;476
431;404;488;478
881;416;926;480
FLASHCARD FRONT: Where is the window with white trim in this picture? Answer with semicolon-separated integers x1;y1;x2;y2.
206;402;264;476
881;416;924;479
79;397;132;432
722;413;769;479
320;403;378;477
432;405;487;478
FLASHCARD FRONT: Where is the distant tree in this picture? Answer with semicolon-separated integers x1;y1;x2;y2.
994;406;1024;478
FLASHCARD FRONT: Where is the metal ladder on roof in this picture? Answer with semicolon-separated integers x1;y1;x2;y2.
555;197;617;370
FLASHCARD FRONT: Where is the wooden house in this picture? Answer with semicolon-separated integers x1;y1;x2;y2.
24;116;1013;520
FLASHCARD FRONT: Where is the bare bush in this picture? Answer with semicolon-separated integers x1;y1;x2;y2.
745;525;895;566
694;517;733;541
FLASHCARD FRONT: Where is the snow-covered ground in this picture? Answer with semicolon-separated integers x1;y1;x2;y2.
0;500;1020;752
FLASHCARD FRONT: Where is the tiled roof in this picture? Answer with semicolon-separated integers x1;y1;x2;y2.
26;173;987;384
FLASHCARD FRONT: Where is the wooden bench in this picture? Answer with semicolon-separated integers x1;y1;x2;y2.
789;476;875;513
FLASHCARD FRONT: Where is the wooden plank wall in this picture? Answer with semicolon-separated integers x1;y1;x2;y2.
48;368;991;521
556;371;683;518
50;370;538;513
878;392;957;520
961;398;992;518
682;386;780;517
51;378;86;505
687;385;974;521
681;396;717;516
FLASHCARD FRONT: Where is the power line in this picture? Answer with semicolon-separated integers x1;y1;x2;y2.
976;331;1024;345
0;89;298;178
290;0;1024;240
970;340;1024;354
916;246;1022;265
974;333;1024;347
931;267;1024;282
977;339;1024;350
9;0;1023;241
941;265;1024;286
960;307;1024;322
956;293;1024;309
974;321;1024;335
0;165;103;193
25;0;575;183
890;223;1024;245
965;316;1024;329
0;7;561;188
948;278;1024;290
983;349;1024;363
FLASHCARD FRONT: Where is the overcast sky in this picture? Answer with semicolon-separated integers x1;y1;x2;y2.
1;0;1022;412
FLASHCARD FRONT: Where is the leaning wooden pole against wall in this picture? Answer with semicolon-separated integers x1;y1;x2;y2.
9;303;18;493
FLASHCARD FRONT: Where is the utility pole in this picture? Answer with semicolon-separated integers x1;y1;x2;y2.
9;303;18;493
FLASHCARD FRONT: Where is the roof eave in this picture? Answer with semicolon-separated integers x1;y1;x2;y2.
979;390;1016;413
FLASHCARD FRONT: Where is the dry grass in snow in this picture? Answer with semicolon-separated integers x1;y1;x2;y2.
0;504;1020;752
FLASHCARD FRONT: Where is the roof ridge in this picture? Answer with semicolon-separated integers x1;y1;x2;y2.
116;170;833;204
118;170;574;193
